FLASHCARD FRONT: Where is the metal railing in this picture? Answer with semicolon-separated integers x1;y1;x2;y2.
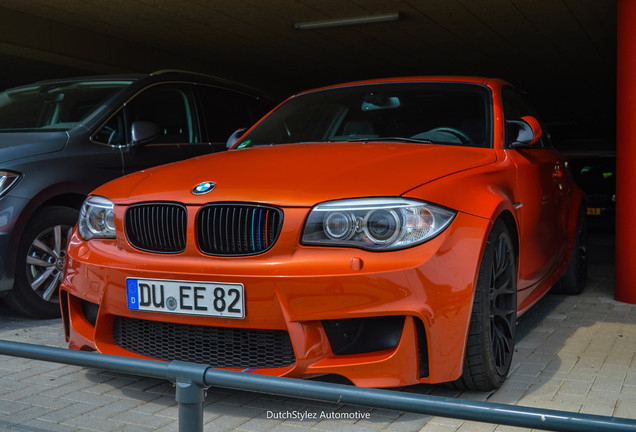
1;339;635;432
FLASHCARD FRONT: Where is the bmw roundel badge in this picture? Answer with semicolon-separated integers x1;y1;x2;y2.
192;181;216;195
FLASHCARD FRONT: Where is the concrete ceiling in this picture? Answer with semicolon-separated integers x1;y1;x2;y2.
0;0;617;147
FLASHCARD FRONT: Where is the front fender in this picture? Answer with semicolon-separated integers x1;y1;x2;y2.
403;157;519;227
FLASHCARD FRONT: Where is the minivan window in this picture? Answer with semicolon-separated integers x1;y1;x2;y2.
0;81;132;132
125;84;198;144
197;86;268;143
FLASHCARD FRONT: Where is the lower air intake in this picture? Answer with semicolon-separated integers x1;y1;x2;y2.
113;316;296;368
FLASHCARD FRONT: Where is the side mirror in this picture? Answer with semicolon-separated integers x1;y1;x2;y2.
507;115;542;148
131;121;160;146
226;128;248;149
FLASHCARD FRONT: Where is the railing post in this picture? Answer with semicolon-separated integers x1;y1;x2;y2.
167;361;210;432
174;377;206;432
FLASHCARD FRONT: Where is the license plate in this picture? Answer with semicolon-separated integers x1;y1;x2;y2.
587;207;601;216
126;278;244;318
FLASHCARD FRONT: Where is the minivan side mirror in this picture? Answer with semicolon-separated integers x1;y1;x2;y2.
226;128;247;149
507;115;542;148
131;121;161;146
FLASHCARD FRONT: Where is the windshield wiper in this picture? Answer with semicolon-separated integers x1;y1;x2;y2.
345;137;433;144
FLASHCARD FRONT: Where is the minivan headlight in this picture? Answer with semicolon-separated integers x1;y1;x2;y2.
78;195;116;240
0;170;21;197
302;198;456;251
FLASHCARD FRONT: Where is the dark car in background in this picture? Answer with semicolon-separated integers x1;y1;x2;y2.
565;151;616;232
0;70;272;317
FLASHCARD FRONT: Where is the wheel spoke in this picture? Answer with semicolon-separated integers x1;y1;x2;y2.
494;317;514;341
26;256;54;268
492;320;513;371
494;305;517;316
494;242;511;279
494;331;505;365
53;225;63;257
494;273;512;294
42;273;62;301
30;267;55;291
32;238;57;259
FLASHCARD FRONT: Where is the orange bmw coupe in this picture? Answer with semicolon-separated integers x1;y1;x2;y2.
60;77;586;390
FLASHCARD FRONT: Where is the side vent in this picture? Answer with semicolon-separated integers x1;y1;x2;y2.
414;317;430;378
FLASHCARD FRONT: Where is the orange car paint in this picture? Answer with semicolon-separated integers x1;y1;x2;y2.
60;77;584;388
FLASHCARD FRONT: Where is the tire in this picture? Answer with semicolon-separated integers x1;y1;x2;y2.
553;208;588;295
5;206;79;318
451;219;517;391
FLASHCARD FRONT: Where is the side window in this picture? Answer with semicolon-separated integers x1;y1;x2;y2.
93;110;126;145
502;87;550;148
126;84;199;144
197;86;265;143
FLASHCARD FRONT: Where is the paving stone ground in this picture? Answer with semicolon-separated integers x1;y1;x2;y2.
1;234;634;432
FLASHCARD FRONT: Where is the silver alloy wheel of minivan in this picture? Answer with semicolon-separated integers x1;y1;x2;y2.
25;223;74;303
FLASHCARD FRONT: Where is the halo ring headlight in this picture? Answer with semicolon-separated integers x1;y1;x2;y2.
363;209;401;244
302;197;456;251
324;211;355;240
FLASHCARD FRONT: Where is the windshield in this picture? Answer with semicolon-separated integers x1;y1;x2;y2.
236;82;492;148
0;80;132;132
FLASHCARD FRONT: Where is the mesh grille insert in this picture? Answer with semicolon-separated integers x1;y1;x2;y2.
125;203;186;253
196;204;283;255
113;316;296;368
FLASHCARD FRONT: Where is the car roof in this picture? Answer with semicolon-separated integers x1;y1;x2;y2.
294;76;513;96
7;70;268;100
30;74;144;86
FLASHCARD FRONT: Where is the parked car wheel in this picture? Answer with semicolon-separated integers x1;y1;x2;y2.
5;206;78;318
452;220;517;390
553;208;588;295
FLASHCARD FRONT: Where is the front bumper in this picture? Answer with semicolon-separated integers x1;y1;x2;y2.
60;209;490;388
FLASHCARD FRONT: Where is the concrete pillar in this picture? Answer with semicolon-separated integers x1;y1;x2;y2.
615;0;636;303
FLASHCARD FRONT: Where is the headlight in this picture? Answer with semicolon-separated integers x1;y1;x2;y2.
78;195;116;240
302;198;456;251
0;170;21;198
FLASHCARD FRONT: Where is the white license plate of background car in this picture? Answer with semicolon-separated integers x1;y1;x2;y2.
126;278;244;318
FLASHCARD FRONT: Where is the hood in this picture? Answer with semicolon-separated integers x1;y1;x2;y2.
97;142;497;207
0;131;68;163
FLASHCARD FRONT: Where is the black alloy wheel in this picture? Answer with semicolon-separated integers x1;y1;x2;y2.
451;219;517;391
489;227;517;377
